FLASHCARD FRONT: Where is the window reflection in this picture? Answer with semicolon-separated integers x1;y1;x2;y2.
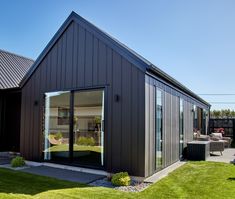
156;89;163;170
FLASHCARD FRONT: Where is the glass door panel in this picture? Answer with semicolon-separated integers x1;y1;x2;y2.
193;105;198;130
179;98;184;158
73;90;104;167
44;91;70;162
156;89;163;170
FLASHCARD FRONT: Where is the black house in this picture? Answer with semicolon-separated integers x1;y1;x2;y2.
0;12;210;177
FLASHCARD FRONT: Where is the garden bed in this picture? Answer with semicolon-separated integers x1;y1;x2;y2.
89;177;152;192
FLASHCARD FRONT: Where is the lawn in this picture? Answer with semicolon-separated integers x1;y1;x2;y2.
0;162;235;199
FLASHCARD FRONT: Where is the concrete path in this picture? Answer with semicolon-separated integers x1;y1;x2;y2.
207;148;235;163
0;152;12;165
21;166;105;184
0;158;10;165
144;161;186;183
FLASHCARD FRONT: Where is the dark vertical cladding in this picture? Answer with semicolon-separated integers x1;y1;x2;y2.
145;74;209;177
20;21;145;176
20;13;209;177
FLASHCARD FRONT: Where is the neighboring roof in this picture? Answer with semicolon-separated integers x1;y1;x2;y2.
20;11;210;107
0;49;34;89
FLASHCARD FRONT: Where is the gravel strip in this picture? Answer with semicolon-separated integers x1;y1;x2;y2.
89;178;152;192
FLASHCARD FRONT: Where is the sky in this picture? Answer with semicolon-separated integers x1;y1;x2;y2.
1;0;235;110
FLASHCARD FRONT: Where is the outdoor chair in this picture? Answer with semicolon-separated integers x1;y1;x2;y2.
210;141;224;155
210;133;232;148
196;135;210;141
48;136;62;145
194;133;227;156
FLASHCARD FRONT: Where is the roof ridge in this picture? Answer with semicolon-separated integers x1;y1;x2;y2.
20;11;150;87
71;11;152;66
0;49;34;62
19;11;209;107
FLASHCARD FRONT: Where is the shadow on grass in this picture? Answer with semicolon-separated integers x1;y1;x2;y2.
209;153;221;157
227;177;235;181
0;168;89;196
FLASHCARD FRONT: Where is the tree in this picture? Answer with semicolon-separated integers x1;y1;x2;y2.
210;109;235;118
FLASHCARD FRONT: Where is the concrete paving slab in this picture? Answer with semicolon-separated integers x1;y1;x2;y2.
207;148;235;163
20;166;105;184
144;161;186;183
0;158;10;165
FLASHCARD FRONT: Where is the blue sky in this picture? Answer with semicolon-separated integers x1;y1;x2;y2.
1;0;235;110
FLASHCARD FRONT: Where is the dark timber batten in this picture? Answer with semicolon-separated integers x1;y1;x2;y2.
20;20;146;176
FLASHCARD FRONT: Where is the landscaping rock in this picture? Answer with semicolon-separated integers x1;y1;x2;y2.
89;178;152;192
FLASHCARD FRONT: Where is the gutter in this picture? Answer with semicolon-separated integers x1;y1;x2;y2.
147;64;211;107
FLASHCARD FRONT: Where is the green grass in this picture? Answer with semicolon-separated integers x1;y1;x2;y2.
45;144;102;153
0;162;235;198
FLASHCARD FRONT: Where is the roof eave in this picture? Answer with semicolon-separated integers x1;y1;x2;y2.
18;11;211;108
19;11;149;88
148;65;211;107
0;87;21;92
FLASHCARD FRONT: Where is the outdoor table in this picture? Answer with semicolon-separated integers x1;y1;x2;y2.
187;141;210;160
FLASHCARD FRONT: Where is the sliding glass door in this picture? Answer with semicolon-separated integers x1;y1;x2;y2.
43;89;104;168
44;91;70;161
73;90;104;167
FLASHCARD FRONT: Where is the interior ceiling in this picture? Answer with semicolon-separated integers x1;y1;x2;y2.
49;90;103;107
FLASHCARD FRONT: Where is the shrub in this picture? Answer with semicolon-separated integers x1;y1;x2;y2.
111;172;131;186
11;156;25;168
54;132;63;140
77;136;95;146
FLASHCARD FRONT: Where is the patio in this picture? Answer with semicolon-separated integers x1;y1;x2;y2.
21;166;105;184
207;148;235;163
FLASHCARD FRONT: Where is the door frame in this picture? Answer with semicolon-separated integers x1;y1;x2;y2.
154;86;164;172
42;86;107;170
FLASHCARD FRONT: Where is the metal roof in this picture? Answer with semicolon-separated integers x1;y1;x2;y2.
0;49;34;89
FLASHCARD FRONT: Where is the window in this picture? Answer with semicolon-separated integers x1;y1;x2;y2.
43;89;105;168
73;90;104;167
44;91;70;161
58;107;70;125
155;88;163;170
193;105;198;130
202;109;208;134
179;98;184;158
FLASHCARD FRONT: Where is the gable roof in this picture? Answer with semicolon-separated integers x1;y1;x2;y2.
0;49;34;89
20;11;210;107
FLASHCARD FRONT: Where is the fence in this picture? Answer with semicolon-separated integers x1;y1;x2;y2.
209;118;235;139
